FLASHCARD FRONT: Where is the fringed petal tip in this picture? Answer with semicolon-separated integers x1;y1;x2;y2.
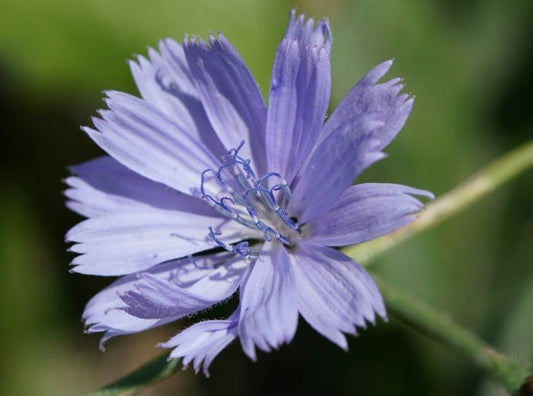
291;243;387;350
421;189;436;201
82;321;117;352
286;9;332;51
158;341;206;376
368;59;395;84
159;315;239;377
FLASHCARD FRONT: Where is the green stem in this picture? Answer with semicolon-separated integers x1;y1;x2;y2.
375;275;532;394
343;139;533;265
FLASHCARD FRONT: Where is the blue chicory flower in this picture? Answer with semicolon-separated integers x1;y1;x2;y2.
65;10;433;376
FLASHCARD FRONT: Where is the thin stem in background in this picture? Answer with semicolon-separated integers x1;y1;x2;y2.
374;275;532;394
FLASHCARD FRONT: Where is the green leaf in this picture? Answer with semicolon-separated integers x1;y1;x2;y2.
88;354;181;396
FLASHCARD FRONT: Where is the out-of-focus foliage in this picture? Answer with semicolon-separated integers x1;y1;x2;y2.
0;0;531;395
0;0;286;94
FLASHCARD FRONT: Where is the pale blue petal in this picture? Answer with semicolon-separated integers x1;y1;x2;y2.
265;11;331;182
183;34;267;173
129;40;227;159
292;242;386;349
83;260;186;348
284;10;333;47
66;209;255;275
130;42;196;114
318;59;412;151
84;254;245;350
161;310;239;376
238;245;298;360
308;183;434;245
65;156;213;218
84;90;218;195
289;60;415;223
289;113;386;223
120;253;247;319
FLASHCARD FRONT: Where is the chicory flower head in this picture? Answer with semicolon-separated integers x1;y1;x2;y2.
66;10;433;376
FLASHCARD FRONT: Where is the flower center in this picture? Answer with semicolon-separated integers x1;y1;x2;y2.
200;142;301;259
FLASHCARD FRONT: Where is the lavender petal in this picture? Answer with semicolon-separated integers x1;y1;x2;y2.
65;156;213;218
308;183;434;244
238;245;298;360
120;254;246;319
84;90;218;195
319;59;412;151
291;242;386;349
130;40;227;159
183;34;267;173
66;210;252;275
161;310;240;377
265;11;331;183
83;260;187;349
289;113;386;223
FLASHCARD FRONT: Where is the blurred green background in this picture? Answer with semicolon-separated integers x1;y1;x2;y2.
1;0;532;395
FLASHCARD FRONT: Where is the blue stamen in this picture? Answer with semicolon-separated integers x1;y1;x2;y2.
270;181;291;199
208;227;258;259
188;254;223;270
189;254;208;270
200;142;302;258
254;172;283;187
243;187;300;233
274;205;300;231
